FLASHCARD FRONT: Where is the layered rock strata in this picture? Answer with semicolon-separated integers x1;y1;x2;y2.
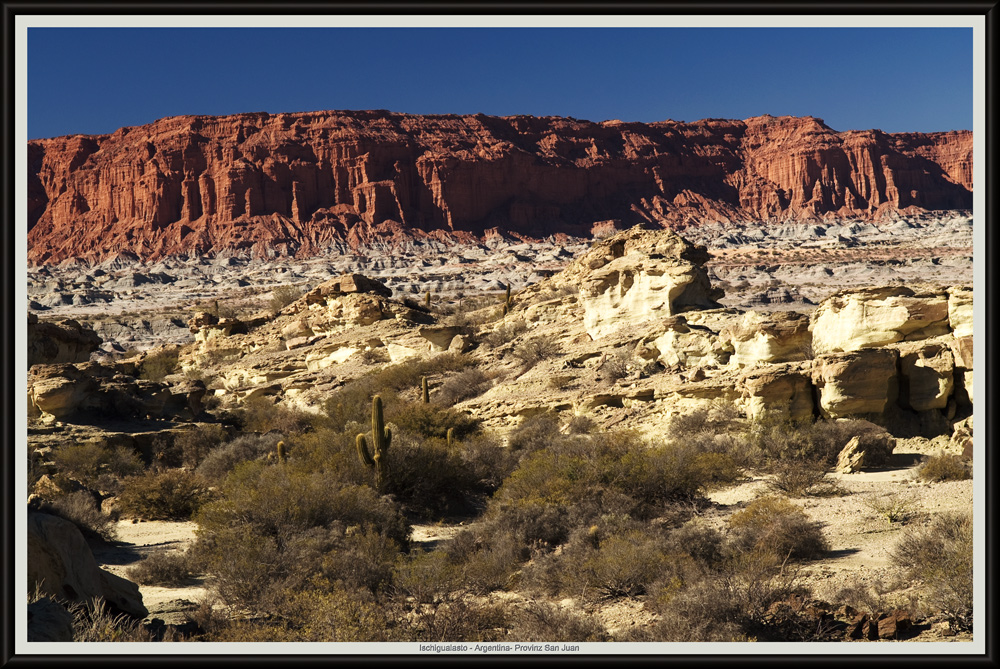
28;110;972;265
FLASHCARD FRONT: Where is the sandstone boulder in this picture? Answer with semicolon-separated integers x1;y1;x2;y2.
810;287;950;355
303;273;392;305
28;364;98;419
27;511;146;619
836;433;895;473
895;341;954;412
947;286;973;338
28;314;102;367
637;316;732;369
557;227;722;340
723;310;812;367
27;597;75;642
737;365;814;421
812;348;898;418
418;325;473;352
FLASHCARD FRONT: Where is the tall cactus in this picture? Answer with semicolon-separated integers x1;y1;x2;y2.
425;290;432;307
505;284;512;307
421;376;430;403
276;440;287;463
357;395;392;492
446;427;455;449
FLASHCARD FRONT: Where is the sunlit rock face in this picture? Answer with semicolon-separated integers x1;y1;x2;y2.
557;227;722;340
812;348;899;418
809;286;950;355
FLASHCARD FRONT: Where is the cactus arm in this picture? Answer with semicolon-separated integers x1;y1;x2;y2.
357;434;375;467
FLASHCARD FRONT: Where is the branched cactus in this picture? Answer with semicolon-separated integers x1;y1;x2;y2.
421;376;430;404
357;395;392;491
276;440;287;463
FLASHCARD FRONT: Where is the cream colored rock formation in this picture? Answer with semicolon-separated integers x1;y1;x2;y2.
810;286;950;355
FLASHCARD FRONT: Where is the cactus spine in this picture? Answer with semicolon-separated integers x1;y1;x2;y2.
421;376;430;403
276;440;287;463
357;395;391;491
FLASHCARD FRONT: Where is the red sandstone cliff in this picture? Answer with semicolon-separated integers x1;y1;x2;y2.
26;110;972;265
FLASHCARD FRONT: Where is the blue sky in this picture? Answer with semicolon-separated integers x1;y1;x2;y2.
27;26;973;139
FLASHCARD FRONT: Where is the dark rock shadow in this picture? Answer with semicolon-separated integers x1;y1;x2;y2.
825;548;862;560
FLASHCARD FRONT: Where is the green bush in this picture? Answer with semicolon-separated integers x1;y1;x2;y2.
193;461;410;611
117;470;210;520
917;453;971;482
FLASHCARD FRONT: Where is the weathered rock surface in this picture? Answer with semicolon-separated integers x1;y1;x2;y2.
810;286;950;355
27;110;971;265
28;313;102;367
27;597;75;642
812;349;899;419
722;310;812;367
27;511;147;619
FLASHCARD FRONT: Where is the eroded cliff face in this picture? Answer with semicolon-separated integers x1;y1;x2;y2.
27;110;972;265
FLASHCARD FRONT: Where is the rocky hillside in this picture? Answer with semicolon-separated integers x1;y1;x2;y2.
27;110;972;265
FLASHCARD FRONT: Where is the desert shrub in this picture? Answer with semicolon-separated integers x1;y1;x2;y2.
236;395;315;435
47;491;117;542
175;423;228;469
117;469;210;520
862;490;921;525
891;512;973;629
621;579;747;642
507;601;610;642
268;285;304;314
360;347;391;365
389;402;481;441
733;416;891;472
379;435;483;518
49;443;143;492
393;549;465;605
726;496;828;562
139;348;179;382
565;414;595;434
599;350;630;382
207;584;397;642
400;598;510;642
126;551;195;586
195;433;281;483
512;335;562;372
194;462;409;611
459;433;520;491
435;368;492;405
482;319;529;349
323;355;472;430
766;459;830;497
507;413;562;454
917;453;970;482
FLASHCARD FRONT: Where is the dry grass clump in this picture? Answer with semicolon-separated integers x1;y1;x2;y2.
268;285;304;314
195;433;280;483
862;490;921;525
481;318;529;348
